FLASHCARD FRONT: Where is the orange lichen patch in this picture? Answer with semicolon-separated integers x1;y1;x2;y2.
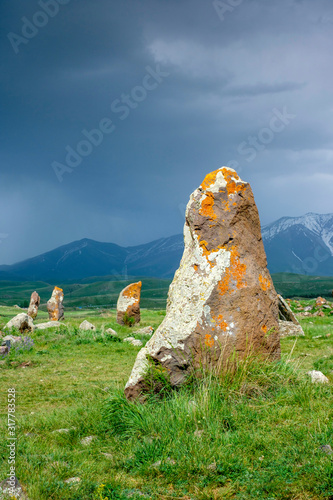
54;286;63;292
216;314;228;332
259;274;271;291
199;192;217;220
218;246;247;295
204;334;215;348
261;325;267;334
200;170;220;190
123;281;142;299
193;264;199;272
221;167;246;198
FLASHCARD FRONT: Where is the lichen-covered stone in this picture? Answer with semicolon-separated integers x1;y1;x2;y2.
125;167;280;400
47;286;64;321
116;281;141;325
28;291;40;319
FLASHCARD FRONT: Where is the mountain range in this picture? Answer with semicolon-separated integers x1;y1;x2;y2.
0;213;332;282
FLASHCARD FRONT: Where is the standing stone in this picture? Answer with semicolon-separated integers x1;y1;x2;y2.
125;167;280;400
27;291;40;319
316;297;327;307
117;282;142;325
47;287;64;321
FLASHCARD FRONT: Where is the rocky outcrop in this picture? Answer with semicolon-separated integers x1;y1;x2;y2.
125;167;280;400
116;281;142;325
27;291;40;319
47;287;64;321
5;313;34;333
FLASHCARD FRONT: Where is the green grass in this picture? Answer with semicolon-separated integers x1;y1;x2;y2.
0;302;332;499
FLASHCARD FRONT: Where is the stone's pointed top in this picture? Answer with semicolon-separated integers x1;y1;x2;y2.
54;286;63;292
200;167;246;194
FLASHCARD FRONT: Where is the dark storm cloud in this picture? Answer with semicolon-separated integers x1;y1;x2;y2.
0;0;332;264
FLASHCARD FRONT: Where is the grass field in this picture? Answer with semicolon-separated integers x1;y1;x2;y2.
0;302;332;500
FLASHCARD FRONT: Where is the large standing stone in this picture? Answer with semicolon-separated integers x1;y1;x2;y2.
5;313;34;333
47;287;64;321
117;282;142;325
125;167;280;400
27;291;40;319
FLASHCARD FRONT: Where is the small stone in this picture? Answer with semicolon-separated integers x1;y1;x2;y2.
34;321;63;330
79;320;96;331
131;339;143;347
123;337;135;343
304;306;312;312
105;328;118;336
194;429;204;438
80;435;96;446
64;477;81;484
101;452;113;459
320;444;333;455
135;326;154;336
307;370;329;384
278;320;304;338
207;462;217;471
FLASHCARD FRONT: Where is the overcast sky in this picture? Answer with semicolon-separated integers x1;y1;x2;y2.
1;0;332;264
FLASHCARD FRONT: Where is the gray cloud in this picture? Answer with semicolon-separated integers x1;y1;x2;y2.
0;0;332;264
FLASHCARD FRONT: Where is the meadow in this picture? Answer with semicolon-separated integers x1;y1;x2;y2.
0;302;332;500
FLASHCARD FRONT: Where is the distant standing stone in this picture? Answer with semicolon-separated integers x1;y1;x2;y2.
316;297;327;307
27;291;40;319
125;167;280;400
79;320;96;331
117;281;142;325
47;287;64;321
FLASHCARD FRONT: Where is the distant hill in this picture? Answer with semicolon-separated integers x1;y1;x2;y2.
0;213;332;281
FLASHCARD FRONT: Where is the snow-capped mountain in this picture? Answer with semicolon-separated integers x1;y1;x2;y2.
262;213;333;276
0;213;332;281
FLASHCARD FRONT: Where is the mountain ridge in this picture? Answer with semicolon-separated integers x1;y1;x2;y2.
0;213;332;281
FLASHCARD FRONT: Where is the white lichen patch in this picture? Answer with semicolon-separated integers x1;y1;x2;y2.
117;293;137;313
